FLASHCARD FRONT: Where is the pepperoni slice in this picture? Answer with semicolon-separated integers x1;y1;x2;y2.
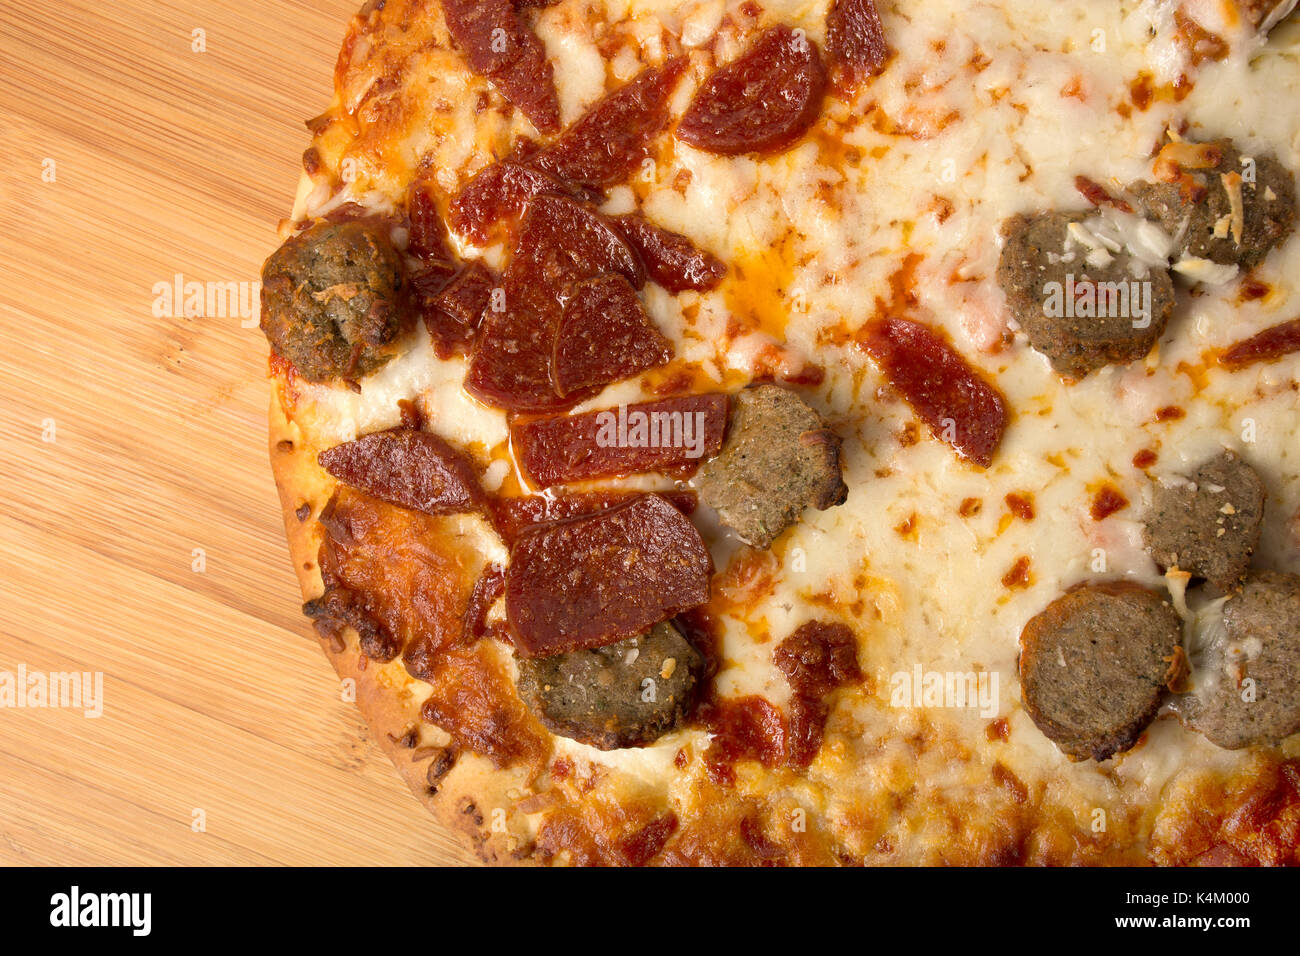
612;213;727;293
1219;317;1300;369
421;260;498;358
407;181;455;262
448;161;580;245
513;393;729;488
465;196;644;412
552;274;672;397
859;316;1008;468
317;429;487;515
825;0;892;87
504;493;713;657
490;490;697;545
677;25;827;157
441;0;560;133
532;59;687;189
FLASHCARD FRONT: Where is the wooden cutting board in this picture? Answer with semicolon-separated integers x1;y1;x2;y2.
0;0;478;865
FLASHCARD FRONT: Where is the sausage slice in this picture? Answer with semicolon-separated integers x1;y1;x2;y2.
515;620;705;750
1175;571;1300;749
1143;449;1265;593
695;385;847;549
996;211;1176;380
1019;583;1183;761
1129;138;1296;271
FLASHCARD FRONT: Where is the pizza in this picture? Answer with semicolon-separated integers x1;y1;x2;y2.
261;0;1300;865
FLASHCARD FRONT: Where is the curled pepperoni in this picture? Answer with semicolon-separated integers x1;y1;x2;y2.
513;393;729;488
553;274;672;397
317;429;487;515
825;0;892;87
441;0;560;133
1219;317;1300;370
532;59;687;189
859;316;1008;468
490;490;697;546
448;161;582;245
420;260;498;358
677;25;827;157
612;213;727;293
504;493;713;657
465;195;644;412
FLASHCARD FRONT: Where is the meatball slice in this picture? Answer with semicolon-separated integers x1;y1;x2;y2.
1175;571;1300;749
260;219;413;383
1019;583;1183;761
996;211;1177;380
1143;450;1265;592
695;385;848;549
515;620;705;750
1128;138;1296;272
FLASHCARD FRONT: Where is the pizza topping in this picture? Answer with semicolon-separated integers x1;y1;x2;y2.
315;487;479;665
858;317;1008;467
1129;138;1296;271
825;0;892;87
1143;450;1265;592
406;180;455;264
530;59;687;189
1074;175;1133;213
440;0;560;134
774;621;862;697
995;211;1178;381
677;25;827;157
466;195;645;412
419;643;548;768
1219;316;1300;369
1173;571;1300;750
491;491;697;546
515;620;706;750
504;494;713;657
462;563;506;643
259;220;412;384
1019;582;1183;762
419;260;499;358
448;161;583;245
774;621;862;768
618;813;679;867
513;393;728;488
611;213;727;293
701;696;787;786
318;428;487;516
552;274;673;397
696;385;847;549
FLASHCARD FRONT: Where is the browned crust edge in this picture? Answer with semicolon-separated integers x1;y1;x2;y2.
269;389;536;866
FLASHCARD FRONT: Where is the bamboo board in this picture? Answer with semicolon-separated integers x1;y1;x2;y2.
0;0;478;865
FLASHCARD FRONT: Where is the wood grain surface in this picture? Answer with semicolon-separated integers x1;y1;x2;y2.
0;0;478;865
